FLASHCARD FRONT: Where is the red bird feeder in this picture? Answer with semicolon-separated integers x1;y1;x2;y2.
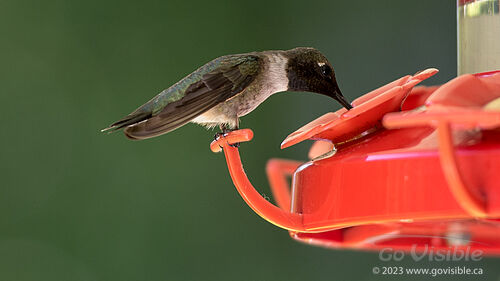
210;69;500;254
211;0;500;255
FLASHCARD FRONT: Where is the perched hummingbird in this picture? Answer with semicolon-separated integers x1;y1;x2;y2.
102;47;352;140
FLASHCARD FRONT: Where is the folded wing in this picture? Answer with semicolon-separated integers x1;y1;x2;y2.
103;55;261;140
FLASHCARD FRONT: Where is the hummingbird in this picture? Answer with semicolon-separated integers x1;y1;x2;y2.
102;47;352;140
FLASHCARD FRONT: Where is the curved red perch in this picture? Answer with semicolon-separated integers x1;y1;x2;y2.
211;129;305;231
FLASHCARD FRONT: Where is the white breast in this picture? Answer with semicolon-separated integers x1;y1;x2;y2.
192;52;290;127
263;52;289;95
228;53;289;118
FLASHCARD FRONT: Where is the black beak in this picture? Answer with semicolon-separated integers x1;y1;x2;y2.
334;87;353;110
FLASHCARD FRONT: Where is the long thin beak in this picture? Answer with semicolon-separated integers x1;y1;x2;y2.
335;88;353;110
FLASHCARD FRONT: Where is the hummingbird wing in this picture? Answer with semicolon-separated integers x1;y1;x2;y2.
102;55;261;140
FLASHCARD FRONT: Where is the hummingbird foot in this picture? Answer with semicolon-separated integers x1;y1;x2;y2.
214;132;225;141
213;126;241;149
213;133;226;149
209;129;253;153
213;133;240;148
229;142;240;148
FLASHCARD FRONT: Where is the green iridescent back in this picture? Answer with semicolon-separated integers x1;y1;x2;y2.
133;54;258;116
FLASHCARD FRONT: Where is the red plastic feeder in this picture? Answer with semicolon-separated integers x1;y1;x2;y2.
210;69;500;254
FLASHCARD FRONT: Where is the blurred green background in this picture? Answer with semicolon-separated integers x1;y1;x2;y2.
1;0;499;280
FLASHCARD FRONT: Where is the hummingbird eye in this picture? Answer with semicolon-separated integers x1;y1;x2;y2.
320;64;332;77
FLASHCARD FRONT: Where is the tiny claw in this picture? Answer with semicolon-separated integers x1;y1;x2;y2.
229;142;240;148
214;133;222;141
213;132;229;152
214;131;230;140
210;129;254;153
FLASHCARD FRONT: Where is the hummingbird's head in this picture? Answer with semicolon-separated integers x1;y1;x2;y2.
285;47;352;110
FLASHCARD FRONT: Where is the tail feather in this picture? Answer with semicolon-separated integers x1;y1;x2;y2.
101;112;152;134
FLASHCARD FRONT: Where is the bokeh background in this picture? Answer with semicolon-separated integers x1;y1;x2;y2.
1;0;499;280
